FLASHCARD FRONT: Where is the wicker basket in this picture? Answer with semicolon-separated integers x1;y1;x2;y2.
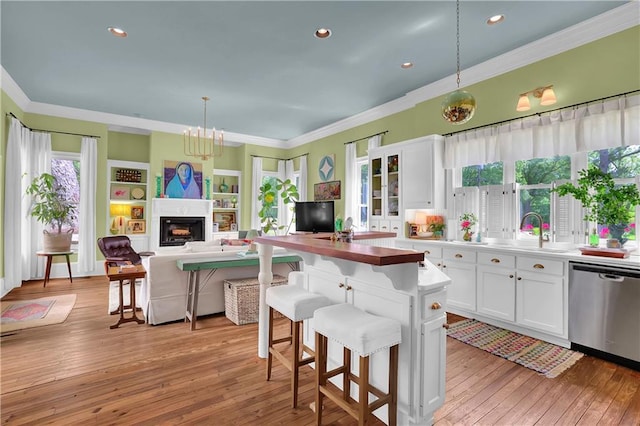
224;274;288;325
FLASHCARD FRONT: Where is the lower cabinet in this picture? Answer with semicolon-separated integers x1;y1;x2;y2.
419;288;447;417
476;252;516;322
442;247;476;312
516;270;564;335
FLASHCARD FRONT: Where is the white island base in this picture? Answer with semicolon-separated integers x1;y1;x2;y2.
256;238;450;425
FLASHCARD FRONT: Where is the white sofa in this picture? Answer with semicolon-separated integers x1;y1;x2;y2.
140;240;294;325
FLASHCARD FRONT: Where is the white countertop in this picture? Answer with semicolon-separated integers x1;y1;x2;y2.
398;238;640;270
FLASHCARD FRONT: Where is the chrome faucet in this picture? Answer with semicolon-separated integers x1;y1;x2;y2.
520;212;545;248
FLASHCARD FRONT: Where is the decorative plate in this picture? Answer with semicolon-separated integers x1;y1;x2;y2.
318;154;334;182
131;187;145;200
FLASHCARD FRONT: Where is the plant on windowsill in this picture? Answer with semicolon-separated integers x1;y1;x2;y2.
257;178;299;235
459;213;477;242
26;172;77;252
553;166;640;246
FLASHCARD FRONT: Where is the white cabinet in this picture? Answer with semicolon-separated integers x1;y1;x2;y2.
442;247;476;312
402;135;445;210
212;168;240;234
369;148;402;233
419;289;447;416
516;256;565;336
106;160;150;250
476;252;516;322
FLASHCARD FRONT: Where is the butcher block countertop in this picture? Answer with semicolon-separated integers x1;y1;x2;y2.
255;232;423;266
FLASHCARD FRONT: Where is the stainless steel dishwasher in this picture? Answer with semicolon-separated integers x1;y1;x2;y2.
569;262;640;370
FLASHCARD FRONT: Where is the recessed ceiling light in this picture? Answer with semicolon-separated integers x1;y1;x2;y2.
108;27;127;38
486;14;505;25
401;62;414;69
314;28;332;39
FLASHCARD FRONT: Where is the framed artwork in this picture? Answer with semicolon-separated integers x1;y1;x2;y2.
314;180;341;201
318;154;335;182
110;186;130;200
163;160;203;199
131;206;144;219
128;219;146;234
213;212;237;232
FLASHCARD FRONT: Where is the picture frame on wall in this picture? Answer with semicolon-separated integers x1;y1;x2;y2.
314;180;341;201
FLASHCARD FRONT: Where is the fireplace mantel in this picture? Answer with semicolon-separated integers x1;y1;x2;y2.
150;199;213;251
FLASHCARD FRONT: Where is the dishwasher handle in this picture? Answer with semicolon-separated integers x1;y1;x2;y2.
571;262;640;280
598;273;625;282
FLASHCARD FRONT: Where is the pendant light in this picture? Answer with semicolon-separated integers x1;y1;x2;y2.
441;0;476;125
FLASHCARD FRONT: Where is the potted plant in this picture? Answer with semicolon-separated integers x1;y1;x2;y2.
459;213;477;242
553;166;640;246
258;178;299;235
428;222;446;239
26;172;77;251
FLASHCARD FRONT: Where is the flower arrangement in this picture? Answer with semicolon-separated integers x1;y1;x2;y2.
459;213;477;241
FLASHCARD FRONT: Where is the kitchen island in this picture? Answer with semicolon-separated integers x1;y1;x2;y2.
255;233;450;425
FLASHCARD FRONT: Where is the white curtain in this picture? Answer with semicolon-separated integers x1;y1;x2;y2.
299;155;308;202
3;118;51;295
344;142;357;223
277;160;286;232
284;159;295;233
368;134;382;152
444;94;640;169
251;157;263;230
77;137;97;273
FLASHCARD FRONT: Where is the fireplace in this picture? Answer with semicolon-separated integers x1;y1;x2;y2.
160;216;205;246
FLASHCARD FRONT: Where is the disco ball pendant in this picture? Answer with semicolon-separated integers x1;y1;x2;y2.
442;90;477;125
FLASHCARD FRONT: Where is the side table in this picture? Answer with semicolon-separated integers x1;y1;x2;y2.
36;250;73;287
106;264;147;329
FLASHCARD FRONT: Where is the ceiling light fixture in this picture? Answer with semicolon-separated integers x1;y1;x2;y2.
314;28;332;39
183;96;223;160
107;27;127;38
401;62;414;69
487;14;505;25
441;0;476;125
516;85;557;111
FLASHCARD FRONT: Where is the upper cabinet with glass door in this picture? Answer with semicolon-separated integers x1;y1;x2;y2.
369;146;402;233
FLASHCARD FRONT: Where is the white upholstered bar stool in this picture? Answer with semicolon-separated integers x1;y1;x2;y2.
313;303;402;426
266;271;333;408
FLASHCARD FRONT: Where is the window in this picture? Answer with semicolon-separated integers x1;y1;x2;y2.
260;173;279;222
516;156;571;237
51;153;80;242
462;162;503;187
356;157;368;230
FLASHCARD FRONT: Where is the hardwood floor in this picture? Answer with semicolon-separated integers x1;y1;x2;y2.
1;276;639;425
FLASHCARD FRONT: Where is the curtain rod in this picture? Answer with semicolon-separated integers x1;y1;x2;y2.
343;130;388;145
251;152;309;161
443;89;640;137
6;112;102;139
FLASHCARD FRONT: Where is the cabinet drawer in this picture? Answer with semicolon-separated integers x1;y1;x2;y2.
478;252;515;268
443;247;476;263
418;246;442;260
420;289;447;321
517;256;564;275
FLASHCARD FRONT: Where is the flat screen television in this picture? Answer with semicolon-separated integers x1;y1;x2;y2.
295;201;335;233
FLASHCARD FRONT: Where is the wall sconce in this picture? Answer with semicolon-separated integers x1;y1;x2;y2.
516;85;557;111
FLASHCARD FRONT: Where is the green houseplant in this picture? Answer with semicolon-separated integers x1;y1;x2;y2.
553;166;640;246
258;178;299;235
26;172;77;251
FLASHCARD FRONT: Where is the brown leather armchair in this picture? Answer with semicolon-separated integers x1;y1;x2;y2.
97;236;154;272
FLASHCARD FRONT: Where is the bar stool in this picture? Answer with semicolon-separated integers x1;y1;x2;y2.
313;303;401;426
266;272;333;408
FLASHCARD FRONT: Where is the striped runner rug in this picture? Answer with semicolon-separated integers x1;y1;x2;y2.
447;318;584;378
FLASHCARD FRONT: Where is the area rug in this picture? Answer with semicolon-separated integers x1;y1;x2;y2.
1;294;76;333
447;318;583;378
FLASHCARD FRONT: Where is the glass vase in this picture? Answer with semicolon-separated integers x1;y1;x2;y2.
463;230;472;241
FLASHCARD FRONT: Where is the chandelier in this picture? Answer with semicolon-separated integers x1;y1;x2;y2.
441;0;476;125
183;96;223;160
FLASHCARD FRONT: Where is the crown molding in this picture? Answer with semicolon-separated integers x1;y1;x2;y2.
1;66;30;111
288;2;640;147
